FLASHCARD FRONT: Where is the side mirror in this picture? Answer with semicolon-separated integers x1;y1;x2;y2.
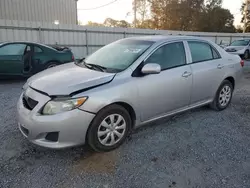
141;63;161;74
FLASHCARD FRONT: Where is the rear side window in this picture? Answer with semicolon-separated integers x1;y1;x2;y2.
212;48;220;59
188;41;220;63
34;46;43;53
145;42;186;70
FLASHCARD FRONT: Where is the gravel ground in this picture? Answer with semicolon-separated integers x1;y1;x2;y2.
1;70;250;188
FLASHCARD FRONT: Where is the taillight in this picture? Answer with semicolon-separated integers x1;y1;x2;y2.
72;54;75;61
240;60;244;67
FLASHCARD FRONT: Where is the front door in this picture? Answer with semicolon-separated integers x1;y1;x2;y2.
135;41;193;122
0;43;27;75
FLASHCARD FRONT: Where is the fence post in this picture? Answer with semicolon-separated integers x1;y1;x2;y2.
215;35;217;44
229;36;232;44
85;29;89;55
123;31;126;38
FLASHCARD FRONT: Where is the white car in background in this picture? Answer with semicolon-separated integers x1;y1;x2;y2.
224;39;250;59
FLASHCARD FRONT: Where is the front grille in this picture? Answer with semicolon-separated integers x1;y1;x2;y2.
226;49;236;52
22;96;38;110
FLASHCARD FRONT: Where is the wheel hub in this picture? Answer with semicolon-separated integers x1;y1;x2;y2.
97;114;126;146
219;85;231;107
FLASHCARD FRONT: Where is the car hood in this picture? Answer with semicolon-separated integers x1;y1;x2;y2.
225;46;246;51
28;62;116;96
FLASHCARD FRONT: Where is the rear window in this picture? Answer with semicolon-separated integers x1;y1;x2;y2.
49;45;71;51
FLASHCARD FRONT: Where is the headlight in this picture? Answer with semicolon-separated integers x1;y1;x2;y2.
42;97;88;115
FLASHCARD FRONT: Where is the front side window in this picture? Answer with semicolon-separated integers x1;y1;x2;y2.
0;44;26;55
145;42;186;70
81;39;154;72
230;40;250;46
188;42;214;63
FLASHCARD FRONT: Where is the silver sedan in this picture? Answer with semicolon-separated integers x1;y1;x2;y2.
17;36;243;152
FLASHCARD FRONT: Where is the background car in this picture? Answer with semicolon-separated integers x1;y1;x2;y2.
224;39;250;59
0;42;74;77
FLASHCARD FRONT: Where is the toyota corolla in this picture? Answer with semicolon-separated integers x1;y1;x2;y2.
17;36;243;152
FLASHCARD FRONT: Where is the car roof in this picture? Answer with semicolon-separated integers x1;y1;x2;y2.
0;41;57;51
126;35;208;43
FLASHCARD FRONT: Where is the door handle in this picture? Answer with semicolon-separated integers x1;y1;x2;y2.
182;71;192;78
217;64;224;69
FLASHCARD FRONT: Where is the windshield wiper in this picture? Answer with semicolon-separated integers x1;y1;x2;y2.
85;63;107;72
76;58;110;72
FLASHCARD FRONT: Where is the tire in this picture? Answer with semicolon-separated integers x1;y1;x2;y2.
244;50;250;60
87;104;132;152
210;80;233;111
45;62;58;69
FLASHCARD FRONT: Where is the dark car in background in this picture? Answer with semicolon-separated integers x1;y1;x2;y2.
0;42;74;77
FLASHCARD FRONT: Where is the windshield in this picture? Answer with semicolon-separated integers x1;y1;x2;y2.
81;39;154;72
230;40;250;46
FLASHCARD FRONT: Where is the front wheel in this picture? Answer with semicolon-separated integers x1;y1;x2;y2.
210;80;233;111
87;104;132;152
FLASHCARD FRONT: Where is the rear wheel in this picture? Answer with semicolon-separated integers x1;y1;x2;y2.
210;80;233;111
46;62;58;69
87;104;132;152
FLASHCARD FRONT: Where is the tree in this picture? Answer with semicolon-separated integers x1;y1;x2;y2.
145;0;235;32
236;25;243;33
87;21;104;27
137;19;155;29
198;6;235;32
240;1;250;32
132;0;150;26
103;18;131;28
150;0;205;30
85;18;131;28
205;0;222;8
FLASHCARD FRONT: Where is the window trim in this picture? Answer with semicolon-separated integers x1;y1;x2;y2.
143;41;187;71
187;40;222;64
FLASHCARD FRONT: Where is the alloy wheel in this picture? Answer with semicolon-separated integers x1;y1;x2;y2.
219;85;232;107
97;114;126;146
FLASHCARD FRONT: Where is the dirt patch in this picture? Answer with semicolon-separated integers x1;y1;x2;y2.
71;149;120;174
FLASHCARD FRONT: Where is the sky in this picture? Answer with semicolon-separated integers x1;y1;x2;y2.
77;0;244;26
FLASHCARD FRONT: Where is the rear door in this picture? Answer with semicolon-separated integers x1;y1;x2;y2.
0;43;26;75
186;41;224;105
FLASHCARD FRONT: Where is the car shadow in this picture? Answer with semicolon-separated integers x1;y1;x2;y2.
0;76;27;84
132;105;209;135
